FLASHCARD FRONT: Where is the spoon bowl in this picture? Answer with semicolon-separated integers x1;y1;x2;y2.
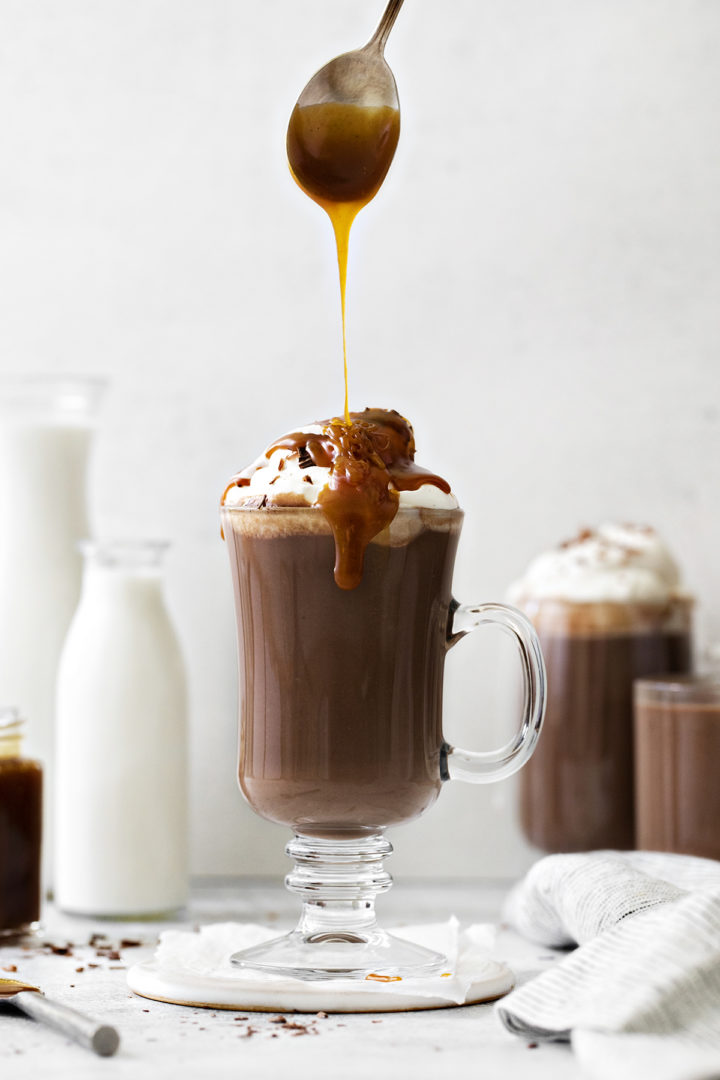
287;0;405;206
296;45;399;111
293;0;404;112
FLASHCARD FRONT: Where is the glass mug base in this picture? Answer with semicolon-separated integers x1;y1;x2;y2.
230;834;446;981
231;932;446;982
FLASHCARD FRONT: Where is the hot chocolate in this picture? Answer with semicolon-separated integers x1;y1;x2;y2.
509;525;692;852
221;407;546;978
218;2;548;979
222;408;460;837
223;505;460;838
635;677;720;860
519;600;691;850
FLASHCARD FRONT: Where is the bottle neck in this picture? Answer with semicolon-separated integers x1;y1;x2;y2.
81;540;168;571
0;375;105;423
0;735;22;759
0;709;24;759
80;565;167;617
80;541;169;602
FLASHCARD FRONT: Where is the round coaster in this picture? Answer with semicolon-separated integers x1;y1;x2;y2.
127;957;514;1013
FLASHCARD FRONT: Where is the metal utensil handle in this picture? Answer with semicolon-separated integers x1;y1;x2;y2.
367;0;405;52
15;991;120;1056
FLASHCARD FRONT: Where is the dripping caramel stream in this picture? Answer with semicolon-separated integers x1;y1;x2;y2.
327;201;360;424
287;102;400;423
222;104;437;589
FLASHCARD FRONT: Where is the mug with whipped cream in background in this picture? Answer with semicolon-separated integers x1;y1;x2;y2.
508;524;693;853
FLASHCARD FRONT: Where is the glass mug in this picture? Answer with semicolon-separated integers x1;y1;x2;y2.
222;505;546;979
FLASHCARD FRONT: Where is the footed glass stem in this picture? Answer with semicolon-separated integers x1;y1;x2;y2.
231;834;446;981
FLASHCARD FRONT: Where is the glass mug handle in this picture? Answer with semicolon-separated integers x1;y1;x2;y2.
442;601;546;783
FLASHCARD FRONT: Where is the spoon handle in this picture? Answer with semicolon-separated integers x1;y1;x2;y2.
14;991;120;1056
367;0;405;53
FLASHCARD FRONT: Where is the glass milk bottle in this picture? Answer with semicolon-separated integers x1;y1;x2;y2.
0;375;105;888
55;541;188;917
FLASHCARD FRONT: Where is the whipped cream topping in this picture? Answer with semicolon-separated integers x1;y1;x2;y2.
223;423;458;511
508;523;684;605
222;409;458;590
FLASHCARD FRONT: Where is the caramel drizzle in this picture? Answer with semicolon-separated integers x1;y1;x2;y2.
221;476;250;506
264;409;450;590
286;103;401;424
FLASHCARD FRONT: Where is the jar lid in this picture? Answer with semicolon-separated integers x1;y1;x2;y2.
0;375;106;421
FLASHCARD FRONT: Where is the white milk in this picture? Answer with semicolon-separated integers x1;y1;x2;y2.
54;541;188;916
0;377;104;889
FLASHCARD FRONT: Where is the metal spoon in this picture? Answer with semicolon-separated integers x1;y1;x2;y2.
0;976;120;1056
293;0;405;112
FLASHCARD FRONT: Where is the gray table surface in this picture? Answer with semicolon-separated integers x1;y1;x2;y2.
0;878;581;1079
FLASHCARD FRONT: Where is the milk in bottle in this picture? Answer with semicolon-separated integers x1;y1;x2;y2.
55;541;188;916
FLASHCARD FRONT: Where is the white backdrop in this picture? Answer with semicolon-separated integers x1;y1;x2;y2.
1;0;719;878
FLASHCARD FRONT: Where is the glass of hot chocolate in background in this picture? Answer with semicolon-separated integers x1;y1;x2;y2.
221;409;546;981
508;524;692;853
635;674;720;861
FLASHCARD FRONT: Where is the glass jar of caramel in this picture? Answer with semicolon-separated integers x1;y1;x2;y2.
0;709;42;937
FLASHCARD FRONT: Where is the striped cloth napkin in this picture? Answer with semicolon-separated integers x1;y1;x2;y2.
496;851;720;1080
